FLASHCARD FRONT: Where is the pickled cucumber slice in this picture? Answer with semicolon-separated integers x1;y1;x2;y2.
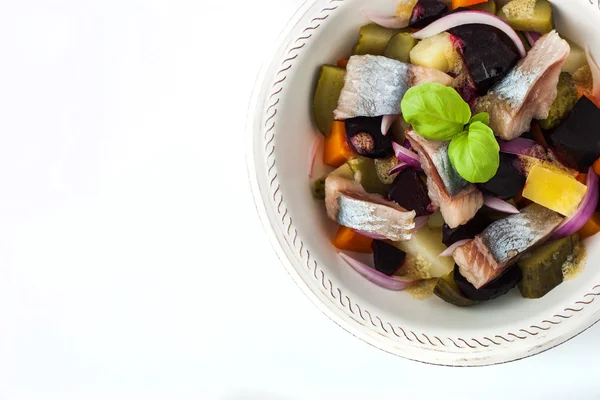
497;0;553;34
311;163;353;199
374;156;400;185
347;157;391;195
384;32;418;63
538;72;578;130
434;270;479;307
353;24;403;56
313;65;346;136
469;0;496;14
517;235;578;299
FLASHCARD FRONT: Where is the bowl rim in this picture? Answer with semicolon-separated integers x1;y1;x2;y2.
246;0;600;366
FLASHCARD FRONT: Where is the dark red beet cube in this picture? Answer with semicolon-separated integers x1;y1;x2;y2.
372;240;406;276
442;214;491;246
548;96;600;172
409;0;448;29
454;265;522;301
388;169;431;216
345;117;393;159
449;24;520;95
478;153;526;199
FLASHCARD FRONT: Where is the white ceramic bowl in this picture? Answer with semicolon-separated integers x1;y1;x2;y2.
247;0;600;366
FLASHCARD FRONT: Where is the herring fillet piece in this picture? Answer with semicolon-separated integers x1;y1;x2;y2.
325;175;416;241
334;55;454;120
453;204;563;289
406;130;483;229
475;31;570;140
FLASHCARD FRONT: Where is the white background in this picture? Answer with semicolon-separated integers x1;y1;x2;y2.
0;0;598;398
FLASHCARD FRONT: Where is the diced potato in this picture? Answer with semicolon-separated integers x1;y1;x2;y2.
562;40;587;74
393;227;454;278
428;211;445;229
522;164;587;217
498;0;553;34
409;33;458;73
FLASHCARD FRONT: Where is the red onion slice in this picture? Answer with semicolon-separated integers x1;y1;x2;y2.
585;46;600;105
414;216;429;230
392;142;422;170
483;196;520;214
412;11;526;57
388;162;409;176
339;252;416;291
439;239;470;257
353;230;388;240
553;167;599;239
308;137;322;179
361;10;410;29
381;115;399;136
499;138;545;158
524;32;541;47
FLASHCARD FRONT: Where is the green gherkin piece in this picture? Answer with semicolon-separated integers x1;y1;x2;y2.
468;0;496;14
313;65;346;136
538;73;578;130
434;270;479;307
347;157;391;195
517;235;578;299
497;0;553;34
374;156;400;185
353;24;403;56
384;32;417;63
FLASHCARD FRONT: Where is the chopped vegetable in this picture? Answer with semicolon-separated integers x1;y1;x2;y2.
594;159;600;176
339;252;416;290
466;0;496;13
323;121;354;167
452;0;487;9
374;156;400;184
478;153;526;199
578;211;600;239
372;240;407;275
392;142;421;169
517;235;577;298
553;167;599;239
311;163;354;200
409;0;448;29
530;124;548;148
336;59;349;68
347;157;392;195
442;214;491;246
434;269;479;306
585;47;600;106
332;226;374;253
523;31;540;47
345;117;394;159
439;239;470;257
388;169;432;216
522;164;587;217
313;66;346;135
393;226;455;278
576;173;587;185
384;32;418;63
381;115;399;136
538;73;578;130
409;33;457;73
548;97;600;172
353;24;403;56
455;265;522;301
483;195;520;214
562;39;586;74
412;10;526;57
497;0;553;34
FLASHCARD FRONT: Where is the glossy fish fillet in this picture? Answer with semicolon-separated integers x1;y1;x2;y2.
325;175;416;241
475;31;570;140
334;55;454;120
453;204;563;289
406;130;483;229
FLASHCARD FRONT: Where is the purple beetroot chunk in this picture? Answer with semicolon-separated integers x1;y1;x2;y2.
372;240;406;276
409;0;448;29
388;169;431;217
345;116;394;159
449;24;520;95
442;214;491;246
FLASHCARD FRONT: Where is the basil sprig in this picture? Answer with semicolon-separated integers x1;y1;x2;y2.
401;83;499;183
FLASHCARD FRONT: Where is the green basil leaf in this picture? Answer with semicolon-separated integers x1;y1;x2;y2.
401;83;471;141
448;122;500;183
469;112;490;126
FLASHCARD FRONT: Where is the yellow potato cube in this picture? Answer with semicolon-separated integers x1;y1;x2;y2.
522;164;587;217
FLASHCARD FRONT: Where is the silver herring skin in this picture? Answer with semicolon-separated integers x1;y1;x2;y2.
453;204;564;289
334;55;454;119
407;130;484;229
475;31;570;140
324;175;416;241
